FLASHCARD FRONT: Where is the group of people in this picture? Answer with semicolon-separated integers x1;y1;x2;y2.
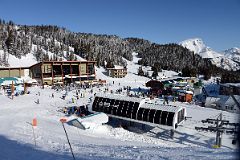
63;105;89;117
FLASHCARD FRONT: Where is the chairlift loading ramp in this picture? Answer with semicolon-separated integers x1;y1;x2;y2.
91;93;187;130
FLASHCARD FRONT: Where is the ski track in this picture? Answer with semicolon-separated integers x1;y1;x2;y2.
0;53;239;159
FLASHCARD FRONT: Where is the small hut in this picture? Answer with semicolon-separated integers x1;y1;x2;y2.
178;90;193;102
146;80;164;96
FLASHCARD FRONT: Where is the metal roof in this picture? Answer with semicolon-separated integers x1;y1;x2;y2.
95;93;141;103
140;103;181;113
95;93;184;113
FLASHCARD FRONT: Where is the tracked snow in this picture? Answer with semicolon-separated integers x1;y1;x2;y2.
0;52;239;160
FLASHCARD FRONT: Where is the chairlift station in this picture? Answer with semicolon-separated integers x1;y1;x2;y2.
91;93;187;130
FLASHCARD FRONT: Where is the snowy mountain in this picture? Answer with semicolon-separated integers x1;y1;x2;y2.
179;38;212;58
179;38;240;71
224;47;240;63
1;20;240;82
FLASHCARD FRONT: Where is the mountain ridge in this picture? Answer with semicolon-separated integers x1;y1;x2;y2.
0;19;240;83
179;38;240;71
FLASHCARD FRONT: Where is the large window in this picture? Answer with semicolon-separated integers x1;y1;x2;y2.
126;102;134;118
62;65;71;75
149;109;156;123
53;65;62;75
131;102;139;119
42;64;52;73
71;65;79;75
167;112;174;126
177;109;185;124
137;108;144;120
143;109;150;122
117;100;124;116
160;111;168;125
154;110;162;124
87;64;94;74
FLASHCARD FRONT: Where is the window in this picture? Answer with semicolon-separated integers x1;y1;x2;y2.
154;110;162;124
143;109;150;122
132;102;140;119
160;111;168;125
167;112;174;126
117;102;123;116
103;102;110;113
149;109;156;123
88;76;95;80
137;108;144;120
112;105;118;115
121;101;128;117
126;102;134;118
87;64;94;74
92;96;99;111
177;109;185;124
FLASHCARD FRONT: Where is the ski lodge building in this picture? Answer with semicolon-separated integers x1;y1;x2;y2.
0;60;97;85
106;65;127;78
0;67;29;78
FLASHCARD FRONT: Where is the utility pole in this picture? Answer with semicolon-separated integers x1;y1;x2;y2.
11;81;14;99
195;113;239;148
216;113;222;147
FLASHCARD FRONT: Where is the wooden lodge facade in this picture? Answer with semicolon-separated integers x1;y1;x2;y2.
30;61;96;85
0;60;96;85
0;67;29;78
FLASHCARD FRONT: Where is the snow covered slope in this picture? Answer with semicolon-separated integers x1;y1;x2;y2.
179;38;240;71
0;53;239;160
0;44;85;68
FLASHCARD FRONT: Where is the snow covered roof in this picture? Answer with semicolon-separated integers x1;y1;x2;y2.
205;95;240;110
95;93;141;103
114;65;125;69
141;103;182;113
220;83;240;88
107;65;126;70
185;90;193;94
95;93;184;113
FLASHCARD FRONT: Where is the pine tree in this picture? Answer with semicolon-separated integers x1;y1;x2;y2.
106;58;114;68
152;69;158;79
138;66;144;76
5;29;15;54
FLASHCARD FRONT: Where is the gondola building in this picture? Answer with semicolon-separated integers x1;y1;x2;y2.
91;93;187;130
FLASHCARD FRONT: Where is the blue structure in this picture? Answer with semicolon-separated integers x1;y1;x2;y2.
0;77;19;85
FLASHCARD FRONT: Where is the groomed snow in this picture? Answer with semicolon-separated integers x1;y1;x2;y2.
0;53;239;160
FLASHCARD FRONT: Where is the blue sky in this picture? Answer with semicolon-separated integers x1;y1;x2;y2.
0;0;239;51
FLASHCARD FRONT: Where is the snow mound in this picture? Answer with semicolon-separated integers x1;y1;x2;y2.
7;53;37;68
